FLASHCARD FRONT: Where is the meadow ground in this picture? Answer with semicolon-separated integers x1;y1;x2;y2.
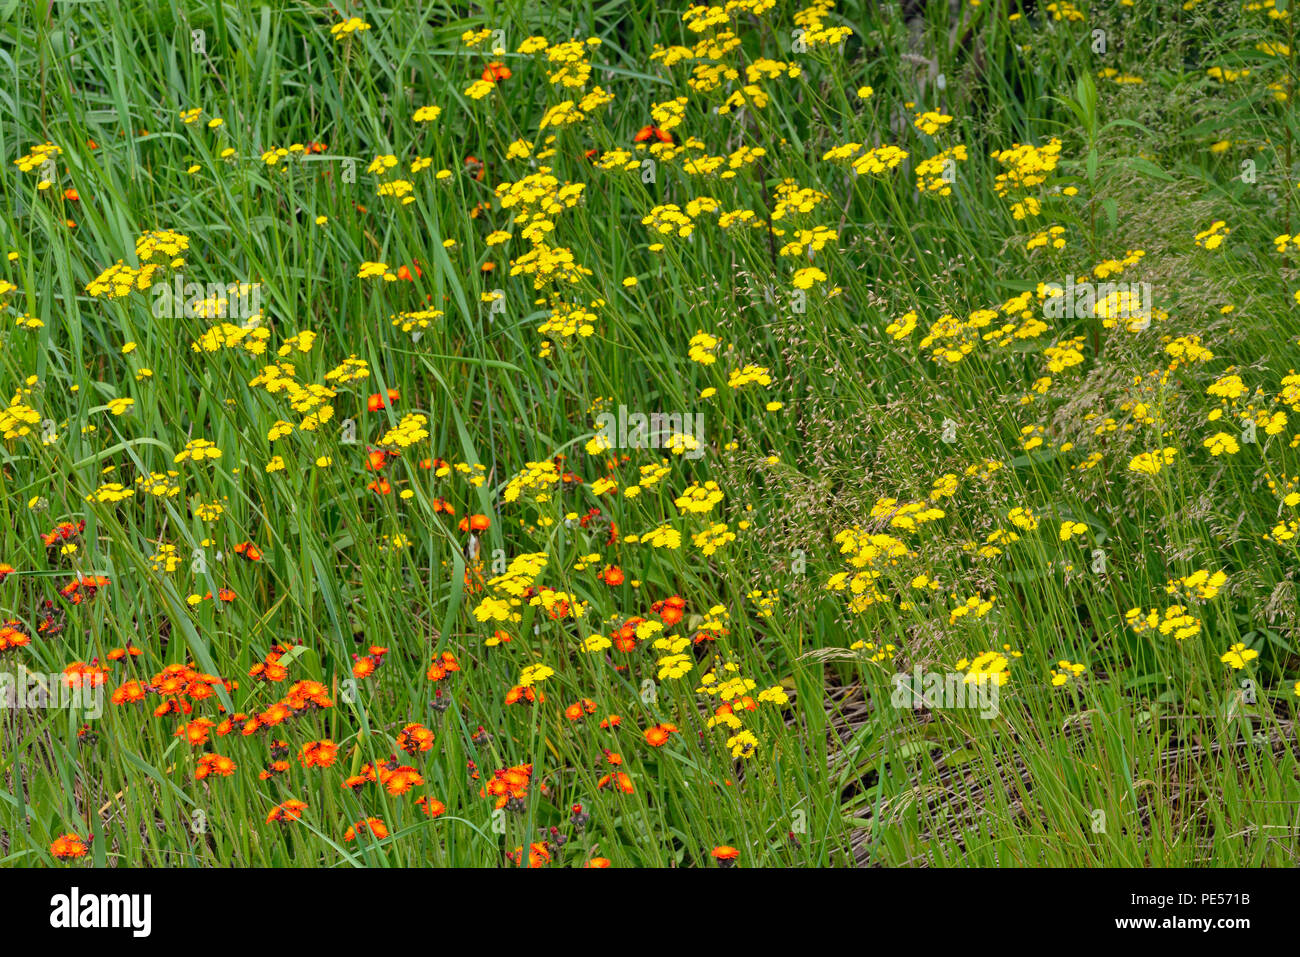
1;0;1299;869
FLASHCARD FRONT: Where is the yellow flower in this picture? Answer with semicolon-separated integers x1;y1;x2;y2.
1219;643;1258;669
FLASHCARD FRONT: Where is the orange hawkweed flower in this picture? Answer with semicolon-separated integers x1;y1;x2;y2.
599;565;625;586
50;833;89;859
505;684;543;706
249;656;289;683
597;771;635;794
416;795;447;818
299;739;339;769
175;718;217;747
110;680;146;705
0;563;14;582
285;679;332;709
62;662;109;689
395;262;421;281
652;595;686;626
59;575;110;605
564;698;598;721
41;519;85;548
380;765;424;795
612;617;643;652
233;541;263;562
194;753;237;779
267;799;308;824
344;817;388;841
397;722;435;754
644;722;679;747
634;124;674;145
426;652;460;682
507;842;550;867
259;760;290;780
482;763;532;808
367;388;400;412
712;845;740;866
0;620;32;653
458;513;491;533
584;857;611;868
482;61;511;83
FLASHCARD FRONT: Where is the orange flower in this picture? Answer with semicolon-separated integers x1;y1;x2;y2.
381;765;424;795
482;61;511;83
0;620;31;652
266;799;308;824
634;124;674;145
397;722;435;754
233;541;263;562
195;753;237;779
712;845;740;865
611;617;643;652
564;698;597;721
344;817;388;841
0;563;14;582
599;565;625;586
285;679;332;709
426;651;460;682
416;795;447;818
41;519;84;548
59;575;111;605
249;655;289;683
259;759;290;780
482;763;532;808
367;388;400;412
50;833;89;859
584;857;611;868
644;722;679;747
110;680;146;705
62;662;109;689
458;513;491;532
597;771;635;794
652;595;686;626
505;684;543;706
299;739;339;769
507;842;550;867
175;718;216;747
